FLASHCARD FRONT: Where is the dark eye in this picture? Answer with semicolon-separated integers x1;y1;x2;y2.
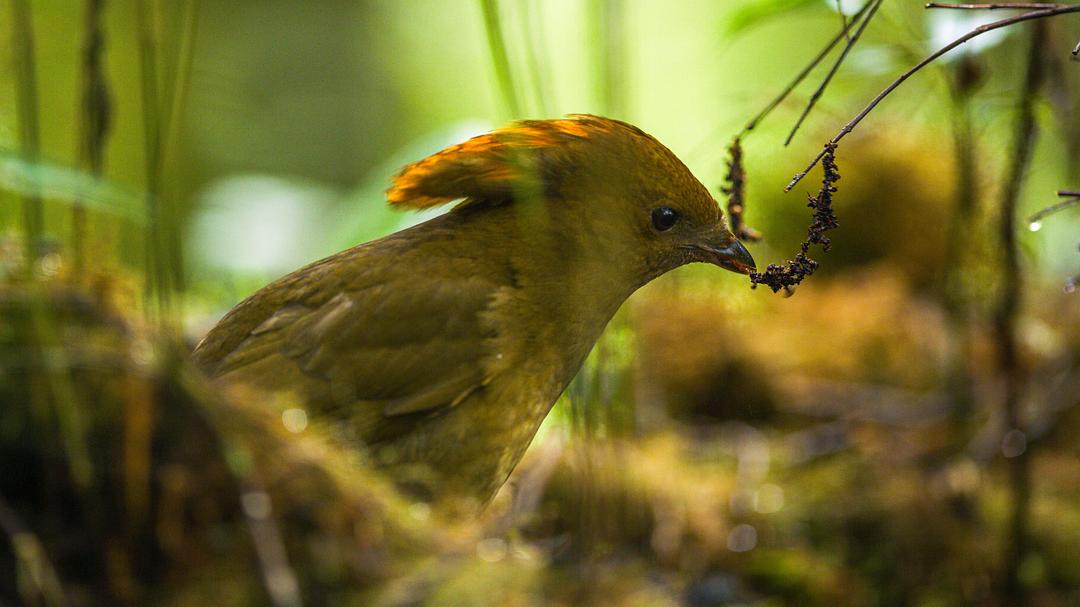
651;207;679;232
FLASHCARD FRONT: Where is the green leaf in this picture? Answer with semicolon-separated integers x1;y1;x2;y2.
725;0;823;37
0;149;145;222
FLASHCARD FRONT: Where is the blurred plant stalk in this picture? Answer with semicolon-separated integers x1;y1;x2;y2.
995;20;1046;606
11;0;42;268
75;0;112;280
942;53;981;430
136;0;200;327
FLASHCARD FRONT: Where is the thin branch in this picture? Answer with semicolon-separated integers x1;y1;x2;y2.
750;144;840;293
786;3;1080;191
1027;191;1080;226
721;137;762;242
741;0;875;134
836;0;851;42
785;0;884;145
926;2;1063;9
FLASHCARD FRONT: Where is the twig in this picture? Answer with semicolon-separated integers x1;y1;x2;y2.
741;0;875;135
750;144;840;293
926;2;1062;9
836;0;851;42
1026;190;1080;226
1028;190;1080;294
721;137;762;242
785;0;884;146
786;3;1080;191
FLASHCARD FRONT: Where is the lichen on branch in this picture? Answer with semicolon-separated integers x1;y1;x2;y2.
750;144;839;293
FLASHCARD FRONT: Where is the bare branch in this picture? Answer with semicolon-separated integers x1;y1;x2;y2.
750;144;840;293
741;0;876;135
836;0;851;42
1027;191;1080;226
785;0;884;145
786;4;1080;191
926;2;1063;9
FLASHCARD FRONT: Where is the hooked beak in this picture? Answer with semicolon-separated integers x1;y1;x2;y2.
692;237;757;275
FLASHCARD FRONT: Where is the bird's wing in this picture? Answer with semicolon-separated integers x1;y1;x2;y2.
211;270;506;428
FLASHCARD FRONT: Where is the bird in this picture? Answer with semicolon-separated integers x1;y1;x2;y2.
192;115;756;510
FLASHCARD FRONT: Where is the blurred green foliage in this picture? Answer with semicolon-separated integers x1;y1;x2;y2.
2;1;1080;605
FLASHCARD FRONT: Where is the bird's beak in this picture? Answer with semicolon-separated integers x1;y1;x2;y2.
692;232;757;275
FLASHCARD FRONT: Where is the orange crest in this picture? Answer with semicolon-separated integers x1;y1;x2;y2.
386;115;641;209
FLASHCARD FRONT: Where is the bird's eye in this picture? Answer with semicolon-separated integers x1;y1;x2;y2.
651;207;679;232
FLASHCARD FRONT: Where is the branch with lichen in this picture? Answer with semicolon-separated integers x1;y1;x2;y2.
786;2;1080;192
724;0;869;291
750;144;839;293
721;138;761;243
730;1;1078;295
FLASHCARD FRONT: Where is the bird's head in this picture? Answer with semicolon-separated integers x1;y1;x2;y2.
387;115;755;283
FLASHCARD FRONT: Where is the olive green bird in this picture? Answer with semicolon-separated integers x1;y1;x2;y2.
192;115;755;509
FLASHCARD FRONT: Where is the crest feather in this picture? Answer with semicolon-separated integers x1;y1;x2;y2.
385;115;638;209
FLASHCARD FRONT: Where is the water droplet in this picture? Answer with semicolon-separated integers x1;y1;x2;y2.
1028;221;1042;232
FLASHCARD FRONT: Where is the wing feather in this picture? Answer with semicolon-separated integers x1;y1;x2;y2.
203;261;504;440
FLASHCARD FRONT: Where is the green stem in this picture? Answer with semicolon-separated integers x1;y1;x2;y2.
479;0;522;118
137;0;171;322
11;0;43;266
592;0;626;118
75;0;112;280
159;0;199;296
